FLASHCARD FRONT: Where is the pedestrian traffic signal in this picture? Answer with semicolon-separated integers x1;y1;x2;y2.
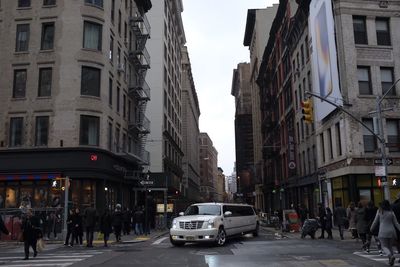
51;178;62;190
301;99;314;124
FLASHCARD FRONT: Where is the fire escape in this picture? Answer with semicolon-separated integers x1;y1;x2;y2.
127;10;151;166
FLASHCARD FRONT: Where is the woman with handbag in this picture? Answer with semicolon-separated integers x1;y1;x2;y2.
365;201;382;254
370;200;400;266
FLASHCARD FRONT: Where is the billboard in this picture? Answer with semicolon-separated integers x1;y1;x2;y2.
309;0;342;122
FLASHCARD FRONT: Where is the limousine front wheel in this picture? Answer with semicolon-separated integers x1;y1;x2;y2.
253;223;259;237
215;227;226;246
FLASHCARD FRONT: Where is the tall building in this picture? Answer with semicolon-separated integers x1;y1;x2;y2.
0;0;152;212
181;46;201;201
243;4;278;211
199;132;218;201
216;167;226;202
145;0;186;200
231;63;254;204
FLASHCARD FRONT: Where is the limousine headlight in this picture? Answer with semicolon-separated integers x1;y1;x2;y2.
207;219;215;229
172;219;178;229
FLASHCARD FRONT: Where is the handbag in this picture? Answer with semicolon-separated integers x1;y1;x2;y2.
37;238;45;252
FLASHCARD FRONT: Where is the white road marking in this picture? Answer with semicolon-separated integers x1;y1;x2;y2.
152;236;169;245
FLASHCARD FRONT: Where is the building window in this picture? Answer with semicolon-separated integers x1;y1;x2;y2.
15;24;30;52
81;66;100;97
335;122;342;156
18;0;30;7
108;78;113;106
357;66;372;95
83;21;102;51
328;128;333;159
118;10;121;35
80;115;99;146
35;116;49;146
108;122;112;151
115;127;120;152
362;118;376;153
381;67;395;96
84;0;103;8
13;69;27;98
300;45;305;66
117;87;120;113
41;22;55;50
43;0;56;5
9;117;23;147
376;18;391;46
123;94;126;118
305;35;309;59
387;120;399;152
111;0;115;23
38;68;52;97
353;16;367;44
320;133;326;162
109;36;114;61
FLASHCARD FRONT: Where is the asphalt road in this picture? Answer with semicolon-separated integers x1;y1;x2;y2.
0;228;394;267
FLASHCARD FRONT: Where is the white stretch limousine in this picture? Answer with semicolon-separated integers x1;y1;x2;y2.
170;203;259;246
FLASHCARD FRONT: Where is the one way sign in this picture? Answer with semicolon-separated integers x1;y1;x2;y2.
140;180;154;186
374;158;393;165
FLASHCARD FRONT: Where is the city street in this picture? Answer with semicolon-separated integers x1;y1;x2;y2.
0;227;394;267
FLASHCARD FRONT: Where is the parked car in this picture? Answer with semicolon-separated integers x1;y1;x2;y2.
169;203;259;246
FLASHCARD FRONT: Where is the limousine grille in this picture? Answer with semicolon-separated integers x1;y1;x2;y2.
179;221;204;229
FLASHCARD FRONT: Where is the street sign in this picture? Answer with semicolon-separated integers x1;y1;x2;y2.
374;158;393;165
375;166;386;177
140;180;154;186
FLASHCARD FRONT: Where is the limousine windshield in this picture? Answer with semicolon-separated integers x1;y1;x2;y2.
185;205;221;216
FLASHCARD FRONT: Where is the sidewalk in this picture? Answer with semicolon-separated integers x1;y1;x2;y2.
0;229;169;250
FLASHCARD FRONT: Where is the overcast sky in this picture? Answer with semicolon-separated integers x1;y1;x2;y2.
181;0;279;175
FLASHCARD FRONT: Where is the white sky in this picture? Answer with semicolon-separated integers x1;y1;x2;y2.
181;0;279;175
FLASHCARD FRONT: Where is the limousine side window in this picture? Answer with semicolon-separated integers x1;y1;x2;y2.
223;206;254;217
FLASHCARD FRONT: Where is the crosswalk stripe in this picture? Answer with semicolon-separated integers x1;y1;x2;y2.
152;237;168;245
0;264;72;267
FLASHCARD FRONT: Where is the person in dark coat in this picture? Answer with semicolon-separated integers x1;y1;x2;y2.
123;208;132;235
0;214;10;236
333;203;347;240
356;201;368;250
325;207;333;239
298;204;309;227
21;209;40;260
317;203;327;239
64;209;74;246
112;204;123;242
134;207;144;235
365;201;381;254
71;208;83;246
391;193;400;253
84;205;97;247
100;209;113;247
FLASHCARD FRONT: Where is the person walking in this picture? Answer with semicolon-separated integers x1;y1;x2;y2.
134;207;144;236
84;204;97;247
317;203;327;239
325;207;333;239
123;208;132;235
298;204;309;227
100;209;112;247
356;201;368;250
0;214;11;236
370;200;400;266
347;202;358;239
112;204;123;242
64;209;73;246
21;209;40;260
71;208;83;246
365;201;382;254
333;203;347;240
391;193;400;254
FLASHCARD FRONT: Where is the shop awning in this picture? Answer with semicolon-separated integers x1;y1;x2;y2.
0;173;60;181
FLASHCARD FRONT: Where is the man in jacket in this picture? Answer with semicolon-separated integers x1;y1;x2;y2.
333;203;348;240
317;203;327;239
84;204;97;247
21;209;40;260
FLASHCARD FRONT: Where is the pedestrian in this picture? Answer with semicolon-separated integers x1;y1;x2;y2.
46;212;59;240
134;207;144;235
391;192;400;253
21;209;40;260
100;209;112;247
325;207;333;239
365;201;382;254
356;201;368;250
370;200;400;266
347;202;358;239
333;203;347;240
0;214;11;236
84;204;97;247
112;204;123;242
123;208;132;235
298;204;309;227
132;207;137;235
317;203;327;239
71;208;83;246
64;209;73;246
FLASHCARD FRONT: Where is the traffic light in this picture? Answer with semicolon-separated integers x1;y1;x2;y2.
301;98;314;124
51;178;63;191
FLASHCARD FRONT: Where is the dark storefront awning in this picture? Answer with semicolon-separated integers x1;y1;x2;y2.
0;173;60;181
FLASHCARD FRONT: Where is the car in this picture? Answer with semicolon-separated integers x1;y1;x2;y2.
169;202;259;246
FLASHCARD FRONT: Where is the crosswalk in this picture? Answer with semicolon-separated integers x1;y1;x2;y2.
354;250;400;266
0;249;105;267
